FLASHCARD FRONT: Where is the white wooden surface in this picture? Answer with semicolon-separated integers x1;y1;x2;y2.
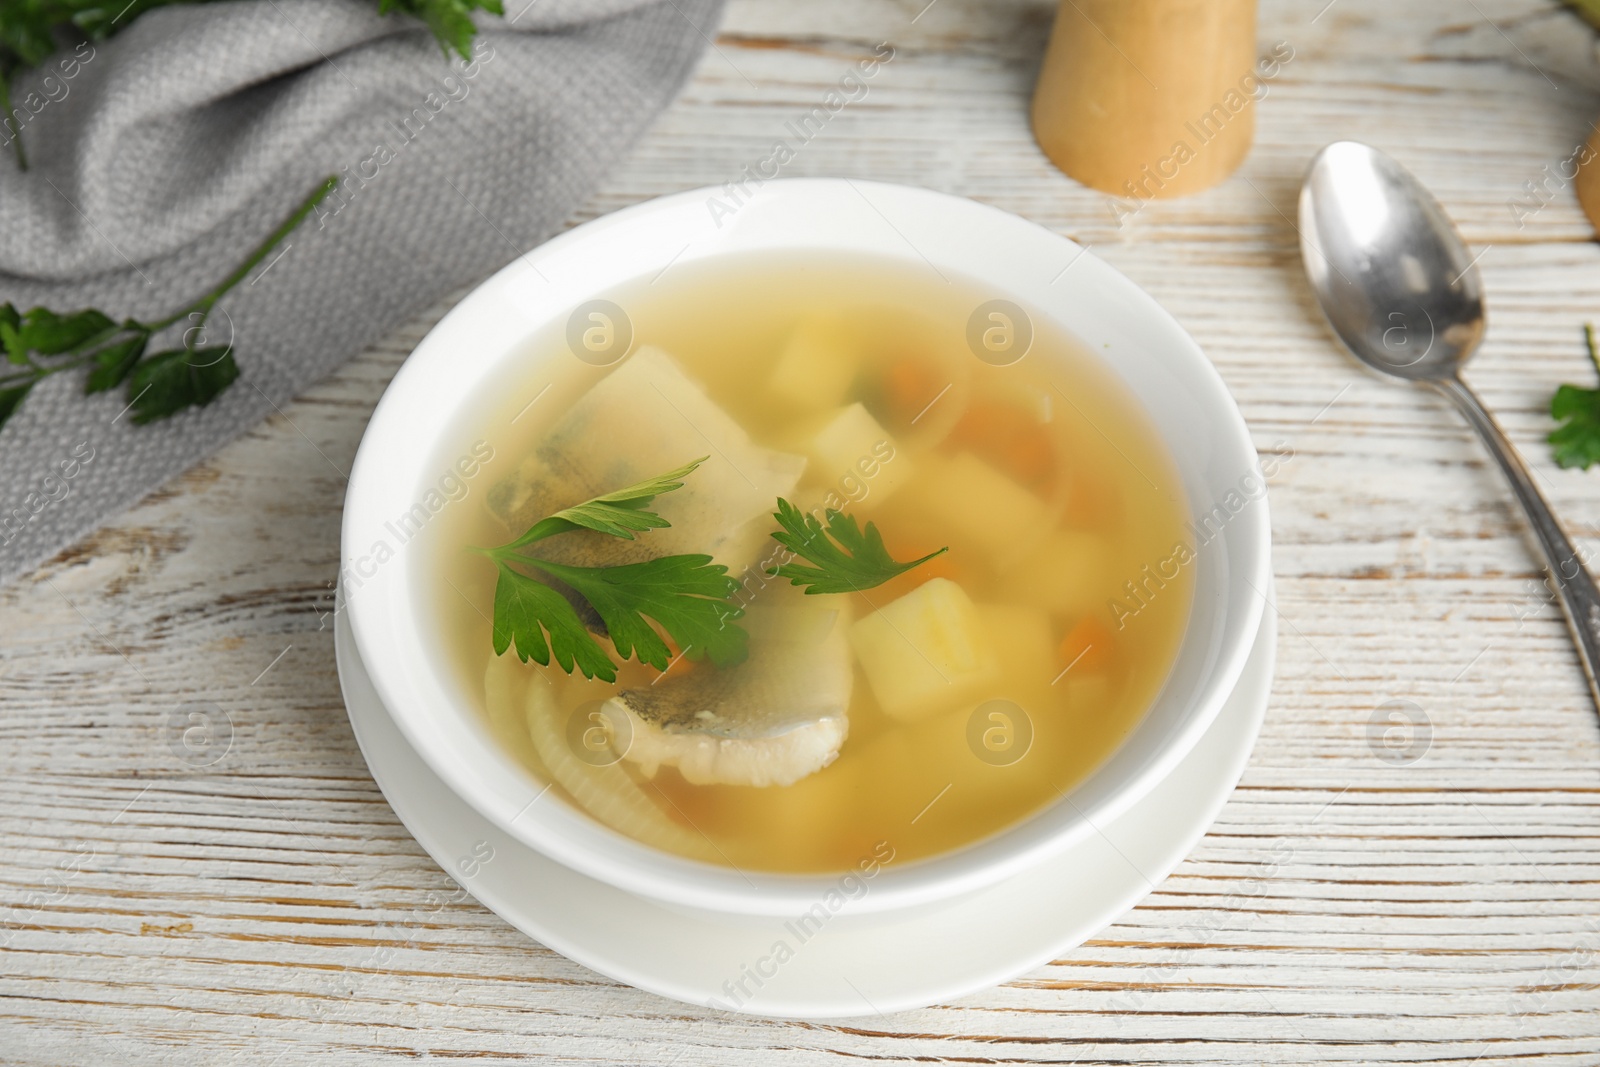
5;0;1600;1062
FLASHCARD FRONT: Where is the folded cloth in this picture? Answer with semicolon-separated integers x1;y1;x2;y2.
0;0;721;585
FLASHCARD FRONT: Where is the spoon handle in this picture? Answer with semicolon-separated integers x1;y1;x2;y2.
1434;376;1600;715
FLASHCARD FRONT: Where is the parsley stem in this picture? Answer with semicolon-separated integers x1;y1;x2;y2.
509;555;581;582
46;325;136;373
1586;323;1599;381
7;324;132;382
481;548;567;584
66;323;132;360
144;175;340;332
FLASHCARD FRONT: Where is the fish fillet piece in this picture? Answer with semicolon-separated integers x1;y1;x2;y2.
604;590;853;787
487;346;805;571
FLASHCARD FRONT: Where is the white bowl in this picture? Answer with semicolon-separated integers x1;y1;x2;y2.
341;179;1270;918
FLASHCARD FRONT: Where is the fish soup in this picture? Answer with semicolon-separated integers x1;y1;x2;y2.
422;251;1193;873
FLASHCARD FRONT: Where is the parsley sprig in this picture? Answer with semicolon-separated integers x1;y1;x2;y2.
0;174;337;432
479;458;748;683
1549;323;1600;471
501;460;691;548
769;498;947;595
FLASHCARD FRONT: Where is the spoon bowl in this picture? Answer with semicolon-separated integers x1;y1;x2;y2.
1299;141;1485;381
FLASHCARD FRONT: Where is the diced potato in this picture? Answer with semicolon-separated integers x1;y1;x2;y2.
767;317;856;410
897;451;1050;570
804;403;914;507
850;577;997;722
999;528;1110;616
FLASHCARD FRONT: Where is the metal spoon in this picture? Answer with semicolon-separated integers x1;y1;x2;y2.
1298;139;1600;715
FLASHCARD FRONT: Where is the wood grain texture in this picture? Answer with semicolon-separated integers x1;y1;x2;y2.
5;0;1600;1062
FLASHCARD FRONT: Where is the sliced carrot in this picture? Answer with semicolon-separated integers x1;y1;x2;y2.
877;355;945;429
949;399;1057;493
1062;469;1117;527
1057;615;1114;674
655;635;698;680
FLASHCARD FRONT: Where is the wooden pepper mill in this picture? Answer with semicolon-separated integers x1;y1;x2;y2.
1031;0;1270;201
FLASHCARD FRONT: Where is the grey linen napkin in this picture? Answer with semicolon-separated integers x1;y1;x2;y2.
0;0;721;585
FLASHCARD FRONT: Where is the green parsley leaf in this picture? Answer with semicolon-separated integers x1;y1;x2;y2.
69;0;217;41
1549;324;1600;471
528;554;746;671
127;346;239;424
16;307;115;355
84;331;149;394
492;562;622;681
505;456;707;548
769;497;947;595
1550;385;1600;469
0;1;78;71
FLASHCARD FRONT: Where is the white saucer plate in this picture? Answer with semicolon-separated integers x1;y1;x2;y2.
334;596;1274;1019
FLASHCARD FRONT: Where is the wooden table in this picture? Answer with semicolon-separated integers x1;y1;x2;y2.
6;0;1600;1061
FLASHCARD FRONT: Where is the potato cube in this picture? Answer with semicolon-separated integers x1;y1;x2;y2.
805;403;913;507
850;578;997;722
998;529;1111;616
898;451;1049;569
767;317;856;410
